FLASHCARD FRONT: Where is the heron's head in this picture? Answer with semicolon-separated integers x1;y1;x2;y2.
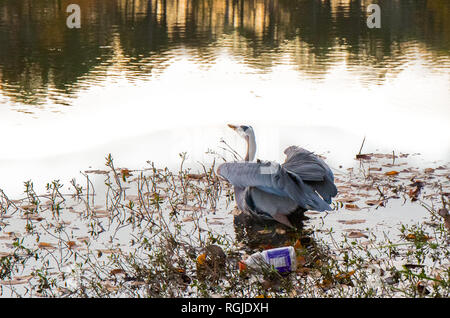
227;124;254;140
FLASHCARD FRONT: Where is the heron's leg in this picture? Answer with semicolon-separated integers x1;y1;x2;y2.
272;212;295;228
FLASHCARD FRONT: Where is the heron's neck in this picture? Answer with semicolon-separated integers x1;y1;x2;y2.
245;133;256;162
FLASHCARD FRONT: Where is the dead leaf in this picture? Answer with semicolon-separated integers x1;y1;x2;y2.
338;219;366;225
21;204;37;211
38;242;56;249
356;154;371;160
405;233;432;241
197;253;207;266
424;168;435;174
110;269;126;276
102;281;119;292
385;171;399;176
296;256;306;266
186;173;206;180
345;204;361;211
120;168;132;181
257;229;272;235
275;228;286;235
335;270;355;280
294;239;303;250
0;275;33;285
336;197;360;203
66;241;77;249
347;231;368;238
365;199;385;207
318;279;333;289
182;216;195;222
238;261;247;272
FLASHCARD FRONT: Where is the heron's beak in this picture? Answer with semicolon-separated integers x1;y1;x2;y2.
227;124;238;131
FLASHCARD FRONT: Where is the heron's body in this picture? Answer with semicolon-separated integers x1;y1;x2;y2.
217;125;337;228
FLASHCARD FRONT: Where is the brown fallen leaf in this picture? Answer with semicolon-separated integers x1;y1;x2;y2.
186;173;206;180
67;241;77;249
21;204;37;211
0;275;33;285
296;255;306;267
318;279;333;290
385;171;399;176
338;219;366;225
196;253;207;266
347;231;368;238
345;204;361;211
38;242;56;249
405;233;432;241
120;168;132;181
84;169;109;175
110;269;126;276
182;216;195;222
294;239;303;250
424;168;435;174
336;197;360;203
365;199;385;207
335;270;355;280
438;208;450;231
356;154;372;160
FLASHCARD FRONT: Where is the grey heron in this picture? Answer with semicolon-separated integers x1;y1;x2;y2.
217;124;338;228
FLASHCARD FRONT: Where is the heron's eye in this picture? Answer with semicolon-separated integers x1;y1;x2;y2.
241;125;249;131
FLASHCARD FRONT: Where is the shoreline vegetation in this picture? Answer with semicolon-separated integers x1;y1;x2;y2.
0;150;448;298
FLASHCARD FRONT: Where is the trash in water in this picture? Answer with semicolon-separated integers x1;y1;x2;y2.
240;246;297;274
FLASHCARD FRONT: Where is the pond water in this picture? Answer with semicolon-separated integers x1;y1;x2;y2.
0;0;449;197
0;1;449;298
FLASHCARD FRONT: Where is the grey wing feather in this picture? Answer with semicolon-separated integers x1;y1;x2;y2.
217;161;331;211
282;146;337;203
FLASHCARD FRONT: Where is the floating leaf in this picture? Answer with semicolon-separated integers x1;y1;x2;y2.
296;255;306;266
335;270;355;280
385;171;399;176
347;231;368;238
336;197;360;203
365;200;385;207
110;269;126;276
356;154;371;160
345;204;361;211
294;239;303;250
405;233;432;241
0;275;33;285
338;219;366;225
182;216;195;222
318;279;333;289
38;242;57;249
67;241;77;249
238;261;247;272
186;173;206;180
197;253;206;266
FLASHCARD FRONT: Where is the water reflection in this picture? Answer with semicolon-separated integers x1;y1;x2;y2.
0;0;448;107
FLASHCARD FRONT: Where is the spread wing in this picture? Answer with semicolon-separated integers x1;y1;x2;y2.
282;146;337;204
217;160;332;211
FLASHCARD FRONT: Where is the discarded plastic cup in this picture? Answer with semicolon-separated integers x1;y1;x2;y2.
242;246;296;274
